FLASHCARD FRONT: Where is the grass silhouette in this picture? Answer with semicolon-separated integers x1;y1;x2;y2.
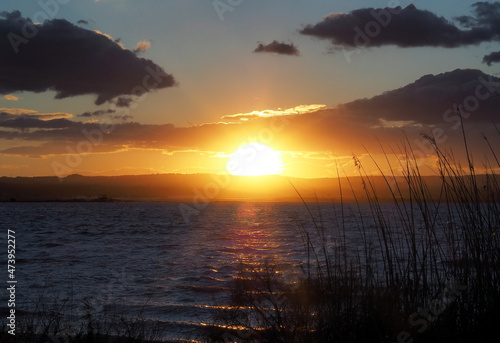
207;131;500;342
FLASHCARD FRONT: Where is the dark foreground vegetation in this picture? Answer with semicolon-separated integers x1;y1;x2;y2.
0;297;167;343
1;134;499;343
207;134;500;342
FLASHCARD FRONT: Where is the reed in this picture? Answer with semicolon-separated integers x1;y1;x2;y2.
0;293;165;343
208;131;500;342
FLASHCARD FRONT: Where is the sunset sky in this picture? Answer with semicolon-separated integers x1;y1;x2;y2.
1;0;500;178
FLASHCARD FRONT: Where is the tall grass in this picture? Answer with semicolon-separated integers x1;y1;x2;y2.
0;293;165;343
207;132;500;342
3;133;499;343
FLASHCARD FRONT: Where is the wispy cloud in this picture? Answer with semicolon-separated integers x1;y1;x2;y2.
133;41;151;54
0;108;73;121
221;104;326;122
77;109;116;118
3;95;18;101
0;108;37;115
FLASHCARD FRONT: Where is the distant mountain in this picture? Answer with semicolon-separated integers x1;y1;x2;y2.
1;173;495;203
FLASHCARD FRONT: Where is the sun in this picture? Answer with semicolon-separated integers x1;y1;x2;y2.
226;142;283;176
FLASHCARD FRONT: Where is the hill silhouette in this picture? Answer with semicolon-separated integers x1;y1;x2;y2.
1;173;495;203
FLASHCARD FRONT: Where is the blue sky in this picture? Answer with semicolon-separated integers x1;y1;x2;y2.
3;0;497;125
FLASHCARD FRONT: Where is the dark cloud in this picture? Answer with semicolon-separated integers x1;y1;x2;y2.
112;114;133;121
0;11;176;105
0;118;76;130
483;50;500;65
0;10;22;20
77;19;89;25
338;68;500;126
2;69;500;160
78;109;116;118
0;120;179;156
254;40;300;56
114;96;134;108
459;2;500;29
300;3;499;49
0;142;127;158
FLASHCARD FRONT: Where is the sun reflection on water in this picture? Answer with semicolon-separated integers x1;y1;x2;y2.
224;203;297;280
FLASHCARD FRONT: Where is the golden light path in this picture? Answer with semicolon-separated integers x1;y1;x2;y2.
226;142;283;176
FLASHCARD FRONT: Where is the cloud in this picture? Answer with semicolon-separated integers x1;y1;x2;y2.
0;10;21;21
77;19;89;25
114;96;133;108
3;95;18;101
456;2;500;29
77;109;116;118
133;41;151;54
254;40;300;56
300;3;500;49
0;117;76;130
0;142;127;158
0;108;73;121
221;104;326;122
112;114;133;121
338;68;500;126
0;11;176;105
0;108;37;115
483;50;500;65
2;70;499;161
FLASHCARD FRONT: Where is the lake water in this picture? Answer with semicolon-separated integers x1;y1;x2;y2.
0;201;457;341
